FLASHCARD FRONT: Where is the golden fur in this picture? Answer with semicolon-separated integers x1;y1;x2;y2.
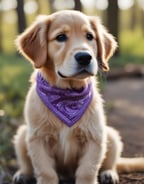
13;10;144;184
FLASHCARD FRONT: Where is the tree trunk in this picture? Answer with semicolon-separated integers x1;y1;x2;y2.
48;0;55;13
16;0;26;33
74;0;82;11
107;0;119;55
130;1;137;30
36;0;41;15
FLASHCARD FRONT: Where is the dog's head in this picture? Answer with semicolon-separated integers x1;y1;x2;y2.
16;10;117;84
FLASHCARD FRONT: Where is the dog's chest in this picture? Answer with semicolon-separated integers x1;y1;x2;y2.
50;127;87;178
47;126;87;159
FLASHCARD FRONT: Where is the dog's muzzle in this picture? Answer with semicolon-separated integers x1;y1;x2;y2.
58;51;97;79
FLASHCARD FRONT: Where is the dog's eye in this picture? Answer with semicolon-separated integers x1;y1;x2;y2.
56;34;67;42
86;33;94;41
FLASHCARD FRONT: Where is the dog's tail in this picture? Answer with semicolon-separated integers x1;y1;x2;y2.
117;157;144;173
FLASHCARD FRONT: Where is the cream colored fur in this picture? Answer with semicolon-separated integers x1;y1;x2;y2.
13;10;144;184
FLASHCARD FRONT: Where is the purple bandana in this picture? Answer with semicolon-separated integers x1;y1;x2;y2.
36;73;93;127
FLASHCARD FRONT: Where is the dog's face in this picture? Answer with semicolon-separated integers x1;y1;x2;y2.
16;10;117;82
47;11;98;79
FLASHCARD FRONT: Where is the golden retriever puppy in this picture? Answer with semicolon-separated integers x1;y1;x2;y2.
13;10;144;184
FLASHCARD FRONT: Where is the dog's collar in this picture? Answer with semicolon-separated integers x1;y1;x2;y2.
36;72;93;127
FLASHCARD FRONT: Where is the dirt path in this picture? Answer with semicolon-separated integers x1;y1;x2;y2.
104;78;144;183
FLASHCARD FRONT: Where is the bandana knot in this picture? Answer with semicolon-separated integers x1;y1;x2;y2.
36;73;93;127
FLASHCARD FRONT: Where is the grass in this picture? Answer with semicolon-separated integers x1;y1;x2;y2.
109;28;144;68
109;54;144;68
0;53;32;118
120;28;144;56
0;53;33;170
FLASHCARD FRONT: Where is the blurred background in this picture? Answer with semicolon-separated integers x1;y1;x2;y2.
0;0;144;183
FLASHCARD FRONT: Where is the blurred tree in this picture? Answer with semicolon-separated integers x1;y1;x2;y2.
107;0;119;55
16;0;26;33
36;0;41;14
74;0;82;11
130;0;137;30
48;0;55;13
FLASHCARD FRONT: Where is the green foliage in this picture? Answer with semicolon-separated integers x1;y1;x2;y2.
0;118;15;167
0;53;32;171
120;28;144;57
107;28;144;68
110;55;144;68
0;53;32;118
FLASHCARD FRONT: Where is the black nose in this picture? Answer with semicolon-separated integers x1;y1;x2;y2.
75;52;92;66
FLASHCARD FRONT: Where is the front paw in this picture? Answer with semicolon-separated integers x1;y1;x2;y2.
99;170;119;184
13;171;36;184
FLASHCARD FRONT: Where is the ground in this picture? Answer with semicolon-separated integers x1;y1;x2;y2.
104;78;144;184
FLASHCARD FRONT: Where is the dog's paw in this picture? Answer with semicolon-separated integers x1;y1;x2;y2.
98;170;119;184
13;171;36;184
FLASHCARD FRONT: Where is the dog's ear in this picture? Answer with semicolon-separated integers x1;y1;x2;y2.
89;17;117;71
16;15;51;68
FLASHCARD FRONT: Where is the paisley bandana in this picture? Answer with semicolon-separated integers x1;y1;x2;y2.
36;73;93;127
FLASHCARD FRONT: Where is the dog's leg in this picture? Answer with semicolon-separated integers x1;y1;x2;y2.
13;125;36;184
99;127;123;184
76;140;106;184
27;136;59;184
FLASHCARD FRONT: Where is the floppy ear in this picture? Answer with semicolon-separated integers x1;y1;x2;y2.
89;17;117;71
16;15;51;68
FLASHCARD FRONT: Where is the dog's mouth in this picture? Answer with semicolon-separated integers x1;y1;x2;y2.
58;69;94;79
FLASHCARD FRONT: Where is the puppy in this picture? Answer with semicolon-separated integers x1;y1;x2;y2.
13;10;144;184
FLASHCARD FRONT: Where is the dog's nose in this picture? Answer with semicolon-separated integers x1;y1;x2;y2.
75;52;92;66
